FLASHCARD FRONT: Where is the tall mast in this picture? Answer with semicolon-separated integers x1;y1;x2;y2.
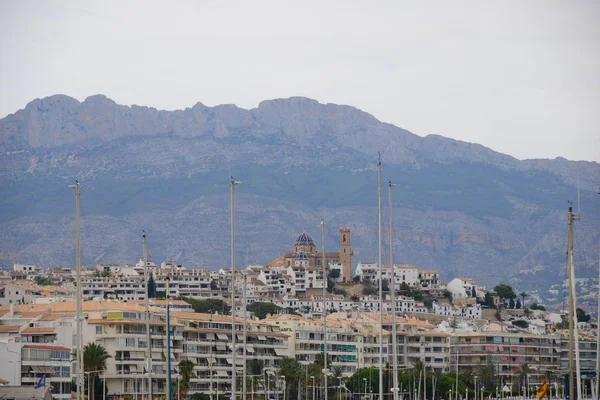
143;232;153;399
322;220;328;400
596;243;600;400
242;272;248;400
230;176;241;400
567;205;581;400
69;180;83;400
388;180;398;400
377;154;384;400
166;276;172;400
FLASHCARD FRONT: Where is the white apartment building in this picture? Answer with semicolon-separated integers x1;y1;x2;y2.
82;274;145;301
446;277;480;299
0;300;290;399
355;263;439;289
432;301;482;319
265;314;388;376
359;295;428;314
154;268;215;298
13;264;37;274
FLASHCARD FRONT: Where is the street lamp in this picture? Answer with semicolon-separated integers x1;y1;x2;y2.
474;376;478;400
338;377;342;400
311;376;316;400
280;376;286;400
363;377;367;400
84;370;107;400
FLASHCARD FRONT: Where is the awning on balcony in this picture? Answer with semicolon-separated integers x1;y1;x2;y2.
30;366;53;374
257;335;267;341
274;348;287;356
217;333;229;341
246;346;255;354
216;370;228;377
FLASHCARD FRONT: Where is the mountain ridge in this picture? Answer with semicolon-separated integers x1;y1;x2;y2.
0;94;598;290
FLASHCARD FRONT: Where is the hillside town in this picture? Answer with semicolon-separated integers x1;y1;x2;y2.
0;229;598;400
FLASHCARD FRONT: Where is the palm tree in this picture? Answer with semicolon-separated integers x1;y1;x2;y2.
515;363;531;394
279;357;303;400
247;359;265;397
178;359;195;399
331;366;344;399
476;360;497;391
83;342;110;400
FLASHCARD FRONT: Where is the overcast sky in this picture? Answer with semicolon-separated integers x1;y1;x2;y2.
1;1;598;161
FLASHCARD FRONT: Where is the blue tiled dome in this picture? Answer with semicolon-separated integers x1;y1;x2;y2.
294;251;309;261
294;232;315;246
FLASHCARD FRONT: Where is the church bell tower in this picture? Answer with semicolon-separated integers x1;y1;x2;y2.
339;228;352;282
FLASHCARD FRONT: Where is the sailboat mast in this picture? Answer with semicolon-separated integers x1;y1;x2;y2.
143;232;153;399
596;243;600;400
388;180;398;400
322;220;328;400
567;205;582;400
230;176;241;400
242;273;248;400
166;276;172;400
69;180;83;400
377;154;384;400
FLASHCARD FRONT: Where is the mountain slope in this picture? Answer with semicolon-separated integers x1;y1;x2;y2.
1;95;598;289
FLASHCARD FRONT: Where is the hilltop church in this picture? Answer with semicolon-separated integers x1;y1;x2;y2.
267;228;353;282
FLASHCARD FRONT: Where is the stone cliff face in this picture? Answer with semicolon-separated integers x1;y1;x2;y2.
0;95;598;289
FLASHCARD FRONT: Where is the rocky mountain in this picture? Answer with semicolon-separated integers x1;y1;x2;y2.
1;94;599;289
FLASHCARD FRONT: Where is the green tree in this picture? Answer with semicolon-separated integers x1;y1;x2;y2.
471;286;477;298
381;279;389;293
83;342;111;400
576;308;591;322
443;290;453;303
178;359;195;399
530;302;546;311
34;276;53;286
327;279;336;293
512;320;529;329
476;359;498;391
509;298;515;309
484;292;494;307
279;357;302;400
412;290;424;301
345;368;379;395
100;270;112;278
399;282;411;296
329;269;341;280
314;352;332;369
249;302;284;319
178;297;231;314
519;292;528;308
515;299;522;309
247;359;265;396
514;363;531;392
494;284;517;302
148;275;157;298
352;276;360;283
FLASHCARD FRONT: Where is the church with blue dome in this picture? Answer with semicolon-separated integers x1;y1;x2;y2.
267;228;353;282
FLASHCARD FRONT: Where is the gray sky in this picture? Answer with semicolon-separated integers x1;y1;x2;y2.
1;1;598;161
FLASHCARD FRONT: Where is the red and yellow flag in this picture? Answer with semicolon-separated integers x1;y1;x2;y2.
536;380;548;399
